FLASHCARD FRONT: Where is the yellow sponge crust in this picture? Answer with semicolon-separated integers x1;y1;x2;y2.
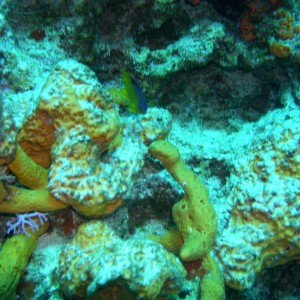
0;185;67;213
8;145;48;190
17;110;56;168
0;144;67;214
74;198;123;217
149;227;184;254
149;140;218;262
269;41;292;58
0;181;7;200
0;235;36;300
200;254;225;300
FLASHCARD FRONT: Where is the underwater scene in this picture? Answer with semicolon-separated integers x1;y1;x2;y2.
0;0;299;299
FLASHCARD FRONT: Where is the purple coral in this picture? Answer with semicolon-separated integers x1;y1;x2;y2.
6;212;48;236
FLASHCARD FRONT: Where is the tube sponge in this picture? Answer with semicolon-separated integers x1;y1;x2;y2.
0;218;49;300
149;140;218;261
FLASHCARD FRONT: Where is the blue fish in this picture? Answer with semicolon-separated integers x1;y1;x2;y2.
131;76;148;113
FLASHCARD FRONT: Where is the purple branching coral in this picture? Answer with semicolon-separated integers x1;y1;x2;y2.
6;212;48;236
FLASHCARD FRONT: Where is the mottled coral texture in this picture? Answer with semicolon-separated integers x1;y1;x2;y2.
1;59;172;217
58;220;186;299
214;108;300;290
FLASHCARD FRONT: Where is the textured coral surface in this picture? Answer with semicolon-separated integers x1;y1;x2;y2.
215;108;300;290
59;221;187;299
0;0;300;299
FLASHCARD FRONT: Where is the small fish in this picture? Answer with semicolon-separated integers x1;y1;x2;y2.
109;71;148;114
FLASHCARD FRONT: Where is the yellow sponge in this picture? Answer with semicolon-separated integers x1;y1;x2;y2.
149;140;218;261
0;219;49;300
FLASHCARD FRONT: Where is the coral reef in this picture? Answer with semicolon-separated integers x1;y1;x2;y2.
0;0;299;299
0;57;175;297
0;59;172;217
18;59;122;168
214;107;300;290
58;220;187;299
239;0;300;63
